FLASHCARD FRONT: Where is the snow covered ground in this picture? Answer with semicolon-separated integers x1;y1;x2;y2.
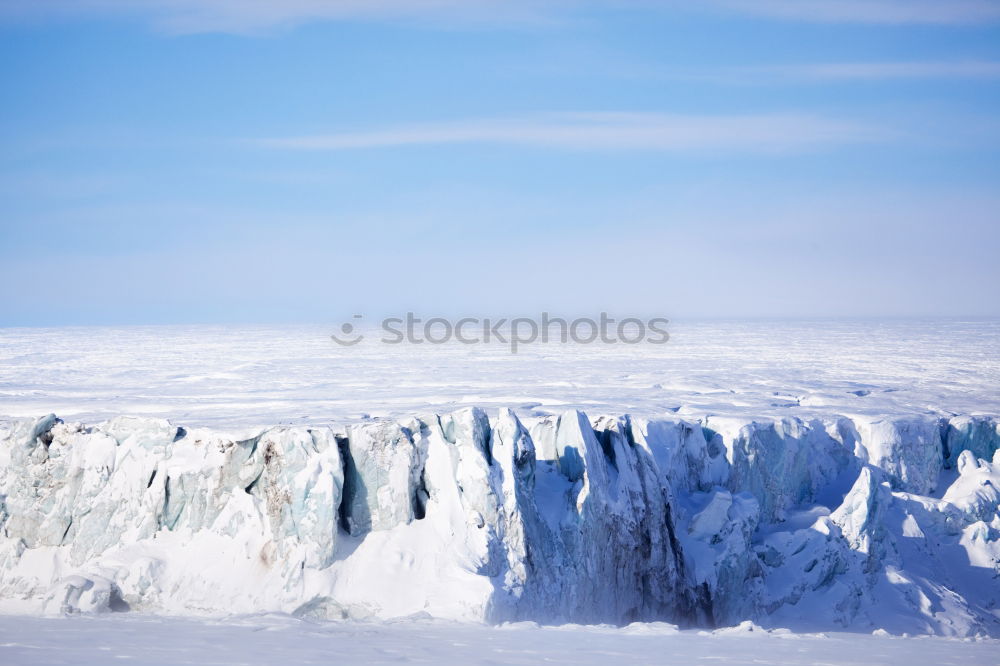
1;319;998;428
0;614;997;666
1;319;999;663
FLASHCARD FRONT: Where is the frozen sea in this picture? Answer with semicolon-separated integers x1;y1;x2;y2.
1;318;998;429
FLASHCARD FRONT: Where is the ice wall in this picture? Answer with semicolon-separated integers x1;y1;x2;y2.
1;408;999;636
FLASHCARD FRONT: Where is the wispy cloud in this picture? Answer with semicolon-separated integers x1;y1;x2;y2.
257;112;885;153
751;61;1000;81
3;0;998;33
0;0;555;34
701;0;1000;25
662;61;1000;84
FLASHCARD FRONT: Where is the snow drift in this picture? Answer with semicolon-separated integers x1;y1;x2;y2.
1;409;999;636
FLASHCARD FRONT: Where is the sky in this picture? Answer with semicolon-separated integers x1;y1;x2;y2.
1;0;999;325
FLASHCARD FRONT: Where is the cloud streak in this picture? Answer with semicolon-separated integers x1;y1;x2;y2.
755;61;1000;81
702;0;1000;25
662;61;1000;84
257;112;885;153
3;0;998;33
0;0;555;34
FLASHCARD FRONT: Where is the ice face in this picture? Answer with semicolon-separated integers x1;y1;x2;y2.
1;409;999;636
339;421;423;536
944;416;1000;470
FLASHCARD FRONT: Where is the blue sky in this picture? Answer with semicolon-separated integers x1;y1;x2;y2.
1;1;998;325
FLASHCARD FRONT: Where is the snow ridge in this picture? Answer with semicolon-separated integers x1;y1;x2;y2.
1;409;999;636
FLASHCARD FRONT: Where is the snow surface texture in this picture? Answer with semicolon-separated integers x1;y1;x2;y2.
2;408;1000;638
1;614;997;666
1;320;998;428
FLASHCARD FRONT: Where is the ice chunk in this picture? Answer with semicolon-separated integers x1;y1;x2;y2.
339;421;425;535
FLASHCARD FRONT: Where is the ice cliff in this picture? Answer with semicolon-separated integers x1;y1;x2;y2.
1;409;999;636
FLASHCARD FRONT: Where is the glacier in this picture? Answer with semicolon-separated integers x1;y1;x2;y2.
1;408;999;637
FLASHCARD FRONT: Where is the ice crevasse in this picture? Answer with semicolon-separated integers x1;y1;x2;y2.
1;409;999;636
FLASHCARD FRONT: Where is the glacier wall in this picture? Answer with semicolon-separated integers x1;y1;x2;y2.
1;409;999;636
